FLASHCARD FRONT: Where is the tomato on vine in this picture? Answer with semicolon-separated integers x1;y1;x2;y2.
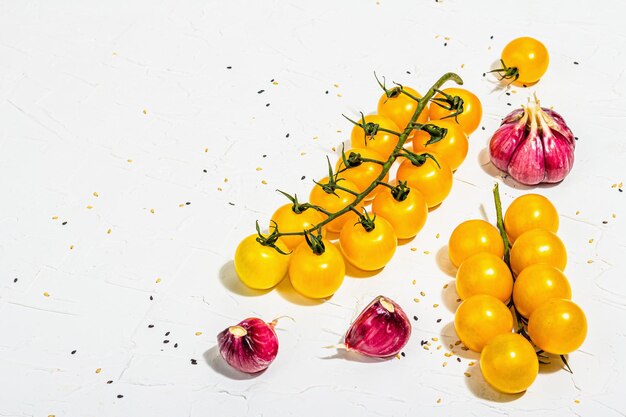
513;263;571;318
428;88;483;135
527;298;587;354
456;252;513;302
491;37;549;85
448;219;504;268
234;224;290;290
335;148;388;201
480;333;538;394
509;228;567;275
396;152;453;208
289;233;345;299
377;86;428;133
339;211;397;271
309;175;362;234
371;181;428;240
412;120;469;171
504;194;559;242
270;192;326;250
350;114;400;159
454;294;513;352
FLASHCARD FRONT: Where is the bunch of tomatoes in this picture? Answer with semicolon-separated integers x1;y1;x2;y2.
234;76;483;299
449;190;587;394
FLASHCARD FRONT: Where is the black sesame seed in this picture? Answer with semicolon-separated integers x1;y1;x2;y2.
117;394;124;399
226;66;232;69
270;79;275;83
149;295;153;301
482;73;486;77
507;103;512;106
444;42;447;46
262;154;267;158
286;133;290;138
148;324;154;328
228;202;235;206
165;331;170;336
523;84;528;88
163;340;170;344
602;220;608;224
482;126;485;130
62;221;67;225
191;359;198;365
401;352;406;357
203;169;207;173
574;61;579;65
174;343;178;348
107;380;113;384
301;176;305;180
13;278;18;283
457;357;461;362
436;318;442;323
257;89;265;94
506;92;511;96
266;103;270;107
71;350;77;355
490;35;494;39
185;202;191;205
574;136;579;141
413;315;418;321
619;189;623;192
406;71;411;74
325;90;329;94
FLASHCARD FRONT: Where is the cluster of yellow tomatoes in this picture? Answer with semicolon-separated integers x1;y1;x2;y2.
449;193;587;394
234;84;483;299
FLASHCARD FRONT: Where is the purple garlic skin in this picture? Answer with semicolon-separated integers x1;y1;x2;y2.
344;296;411;358
489;97;575;185
217;317;279;373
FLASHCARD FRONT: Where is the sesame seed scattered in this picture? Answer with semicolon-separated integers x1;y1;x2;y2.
107;228;111;234
43;292;50;297
423;250;430;255
195;331;203;336
86;205;93;209
148;324;154;328
143;109;147;115
13;278;18;283
432;337;439;342
420;291;426;296
587;260;594;264
150;208;155;214
52;216;59;220
436;233;440;239
156;278;161;283
413;316;418;321
444;352;452;357
163;340;170;344
437;398;442;404
413;298;420;303
589;238;594;243
412;279;416;285
574;399;581;404
107;380;113;384
70;245;74;250
71;350;77;354
117;394;124;399
468;361;475;366
95;368;101;374
456;357;461;362
191;359;198;365
464;372;472;377
127;159;133;163
442;362;447;367
443;284;448;289
576;210;580;215
261;180;268;185
256;167;263;171
204;148;208;153
410;247;417;251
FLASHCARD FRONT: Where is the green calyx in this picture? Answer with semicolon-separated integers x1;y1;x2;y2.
431;89;464;123
390;180;411;202
304;230;326;255
420;124;448;145
488;59;520;84
256;220;291;255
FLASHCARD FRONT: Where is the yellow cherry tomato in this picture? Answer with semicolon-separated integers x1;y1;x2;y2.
412;119;469;171
335;148;388;201
270;204;326;250
339;215;397;271
500;37;549;85
456;252;513;302
371;182;428;240
289;239;345;299
527;299;587;354
350;114;400;159
428;88;483;135
448;219;504;268
234;234;290;289
454;294;513;352
377;86;428;133
513;263;572;318
504;194;559;242
480;333;538;394
309;177;362;233
396;153;453;208
509;229;567;275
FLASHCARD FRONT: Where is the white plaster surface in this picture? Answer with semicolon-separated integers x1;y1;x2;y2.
1;1;625;416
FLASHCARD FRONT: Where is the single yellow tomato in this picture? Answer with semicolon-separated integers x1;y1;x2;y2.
500;37;549;85
350;114;400;159
428;88;483;135
412;119;469;171
270;204;326;250
513;263;572;318
309;177;362;233
504;194;559;242
509;229;567;275
456;252;513;302
377;86;429;133
339;216;397;271
396;153;453;208
527;299;587;354
371;182;428;239
454;294;513;352
480;333;538;394
448;219;504;268
335;148;388;201
234;234;290;289
289;239;345;299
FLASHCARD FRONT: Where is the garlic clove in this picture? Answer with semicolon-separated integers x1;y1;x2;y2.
541;128;575;183
489;114;528;172
217;317;279;374
508;129;546;185
342;295;411;358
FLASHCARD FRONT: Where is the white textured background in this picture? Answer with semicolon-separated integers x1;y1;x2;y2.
1;1;625;416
